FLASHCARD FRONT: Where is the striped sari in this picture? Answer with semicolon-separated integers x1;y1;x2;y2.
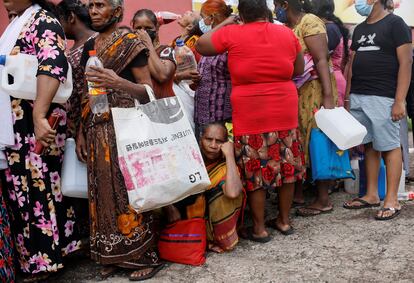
205;160;243;252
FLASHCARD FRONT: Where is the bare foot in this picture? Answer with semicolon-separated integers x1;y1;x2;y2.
100;265;118;278
344;195;380;208
209;244;224;253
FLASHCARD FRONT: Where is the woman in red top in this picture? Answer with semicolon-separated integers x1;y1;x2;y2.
197;0;305;241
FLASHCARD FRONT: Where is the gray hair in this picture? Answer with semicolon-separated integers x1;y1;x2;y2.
107;0;124;21
108;0;123;7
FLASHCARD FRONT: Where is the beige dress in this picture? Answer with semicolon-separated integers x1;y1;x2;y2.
294;14;338;166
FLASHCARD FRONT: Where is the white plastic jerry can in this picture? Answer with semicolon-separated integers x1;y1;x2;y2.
0;53;73;104
315;107;368;150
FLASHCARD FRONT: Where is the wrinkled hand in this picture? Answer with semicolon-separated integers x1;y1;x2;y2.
135;29;154;48
34;117;56;147
223;15;241;26
85;65;121;89
323;95;335;109
221;141;235;158
76;131;88;163
175;70;201;83
391;101;406;122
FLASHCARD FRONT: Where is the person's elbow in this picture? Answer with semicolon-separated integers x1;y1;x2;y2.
195;39;207;55
153;72;171;84
293;64;305;77
196;38;216;56
224;185;242;199
225;190;240;199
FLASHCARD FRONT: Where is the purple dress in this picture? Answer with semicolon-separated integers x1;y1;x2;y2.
194;53;232;134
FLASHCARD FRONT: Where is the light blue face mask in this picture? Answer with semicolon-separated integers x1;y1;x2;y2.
355;0;374;17
199;18;212;34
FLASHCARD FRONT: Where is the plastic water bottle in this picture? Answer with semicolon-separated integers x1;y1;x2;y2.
174;39;197;84
155;11;181;25
86;50;109;114
398;191;414;201
0;54;73;104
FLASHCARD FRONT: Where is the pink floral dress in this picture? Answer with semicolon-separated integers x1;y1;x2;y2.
3;9;80;275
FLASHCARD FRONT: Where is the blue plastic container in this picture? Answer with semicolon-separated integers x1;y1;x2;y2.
359;159;387;200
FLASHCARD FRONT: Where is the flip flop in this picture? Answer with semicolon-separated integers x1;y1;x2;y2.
296;206;333;217
343;198;380;210
265;219;295;235
292;201;305;208
246;227;272;243
129;264;165;281
375;207;401;221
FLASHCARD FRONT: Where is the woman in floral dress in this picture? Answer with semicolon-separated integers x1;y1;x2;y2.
0;179;14;283
1;1;80;281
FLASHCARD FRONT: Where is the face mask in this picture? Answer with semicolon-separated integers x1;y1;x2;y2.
275;7;288;23
146;29;157;42
199;18;212;34
355;0;374;17
93;14;119;32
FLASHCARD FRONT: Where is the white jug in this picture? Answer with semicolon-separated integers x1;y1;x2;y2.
0;54;73;104
61;138;88;199
315;107;367;150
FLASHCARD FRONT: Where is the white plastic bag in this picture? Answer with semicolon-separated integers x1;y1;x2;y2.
111;85;210;213
61;138;88;198
172;82;195;130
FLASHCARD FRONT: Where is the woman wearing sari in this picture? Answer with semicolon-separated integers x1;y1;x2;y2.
201;123;244;252
167;122;243;252
76;0;163;281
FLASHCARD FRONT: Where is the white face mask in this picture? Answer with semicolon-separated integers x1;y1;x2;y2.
199;18;212;34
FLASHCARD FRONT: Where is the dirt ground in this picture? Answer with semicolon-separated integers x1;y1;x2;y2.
40;193;414;283
37;137;414;283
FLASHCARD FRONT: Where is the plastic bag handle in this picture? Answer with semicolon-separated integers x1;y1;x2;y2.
134;84;156;107
143;84;156;101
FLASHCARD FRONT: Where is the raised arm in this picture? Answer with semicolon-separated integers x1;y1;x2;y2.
136;29;176;84
221;142;242;199
196;16;238;56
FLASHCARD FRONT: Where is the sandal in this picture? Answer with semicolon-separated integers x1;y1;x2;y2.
296;206;333;217
243;227;271;243
292;201;305;208
343;198;380;210
265;219;294;235
375;207;401;221
129;264;165;281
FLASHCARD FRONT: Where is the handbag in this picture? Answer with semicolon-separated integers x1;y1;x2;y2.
61;138;88;198
158;218;206;266
309;129;355;181
111;85;210;213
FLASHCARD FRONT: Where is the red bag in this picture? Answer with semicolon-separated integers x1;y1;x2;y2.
158;218;206;266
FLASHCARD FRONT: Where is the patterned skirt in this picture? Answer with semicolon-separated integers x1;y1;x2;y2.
235;129;306;192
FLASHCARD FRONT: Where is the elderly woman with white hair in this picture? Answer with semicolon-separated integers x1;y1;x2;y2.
75;0;164;280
